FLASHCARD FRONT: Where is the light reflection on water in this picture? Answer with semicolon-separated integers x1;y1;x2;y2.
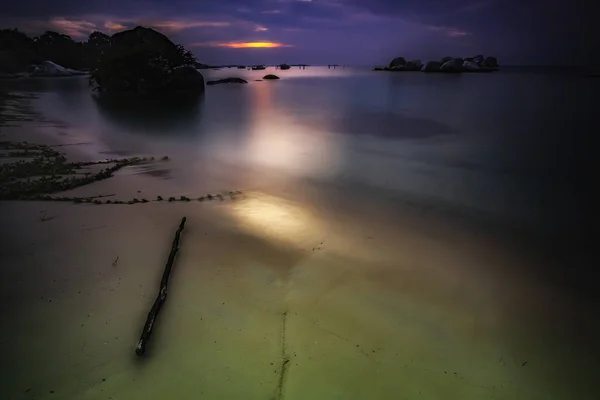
242;82;343;178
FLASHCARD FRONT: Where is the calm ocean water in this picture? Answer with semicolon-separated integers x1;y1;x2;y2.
2;66;598;247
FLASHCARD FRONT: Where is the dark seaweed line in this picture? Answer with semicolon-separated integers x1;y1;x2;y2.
0;141;248;205
0;140;171;200
0;192;244;205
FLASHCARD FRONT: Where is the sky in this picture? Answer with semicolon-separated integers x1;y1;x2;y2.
0;0;597;66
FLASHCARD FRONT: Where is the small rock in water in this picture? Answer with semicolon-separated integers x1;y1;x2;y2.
206;77;248;85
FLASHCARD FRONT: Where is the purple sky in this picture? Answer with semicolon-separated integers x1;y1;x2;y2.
1;0;597;66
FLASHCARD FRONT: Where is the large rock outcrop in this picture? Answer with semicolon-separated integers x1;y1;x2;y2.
440;58;464;72
110;27;177;56
89;26;204;95
169;66;205;91
385;57;422;71
405;59;423;71
421;61;442;72
483;56;499;69
388;57;407;69
376;54;499;73
462;60;480;71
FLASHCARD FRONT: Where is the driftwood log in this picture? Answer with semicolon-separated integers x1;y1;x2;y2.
135;217;187;356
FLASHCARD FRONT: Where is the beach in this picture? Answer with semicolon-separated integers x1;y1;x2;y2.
1;72;598;400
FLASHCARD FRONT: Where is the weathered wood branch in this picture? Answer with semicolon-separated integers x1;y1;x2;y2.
135;216;187;356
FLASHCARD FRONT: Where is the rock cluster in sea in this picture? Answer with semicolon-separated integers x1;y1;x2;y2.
374;55;499;73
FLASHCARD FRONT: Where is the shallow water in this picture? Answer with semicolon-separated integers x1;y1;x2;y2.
1;67;599;399
3;67;597;228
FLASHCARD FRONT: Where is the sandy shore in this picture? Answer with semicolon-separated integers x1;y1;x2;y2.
1;92;598;400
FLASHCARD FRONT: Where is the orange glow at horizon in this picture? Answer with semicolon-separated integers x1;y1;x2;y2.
105;22;126;31
220;41;290;48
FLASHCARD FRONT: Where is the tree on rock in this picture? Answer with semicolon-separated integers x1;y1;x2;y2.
85;31;110;66
174;44;197;67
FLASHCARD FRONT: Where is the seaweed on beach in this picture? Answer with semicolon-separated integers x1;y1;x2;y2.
0;140;244;204
0;140;153;200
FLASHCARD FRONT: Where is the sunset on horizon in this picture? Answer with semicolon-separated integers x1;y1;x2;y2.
0;0;597;66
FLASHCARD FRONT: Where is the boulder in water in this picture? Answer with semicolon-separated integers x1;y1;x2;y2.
421;61;442;72
483;56;499;68
405;59;423;71
440;58;464;72
263;74;280;80
170;66;205;90
206;77;248;85
462;60;480;71
279;64;291;70
388;57;407;69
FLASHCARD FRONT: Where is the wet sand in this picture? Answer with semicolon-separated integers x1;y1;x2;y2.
1;92;598;400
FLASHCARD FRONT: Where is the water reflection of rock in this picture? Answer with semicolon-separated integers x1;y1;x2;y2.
91;92;205;137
